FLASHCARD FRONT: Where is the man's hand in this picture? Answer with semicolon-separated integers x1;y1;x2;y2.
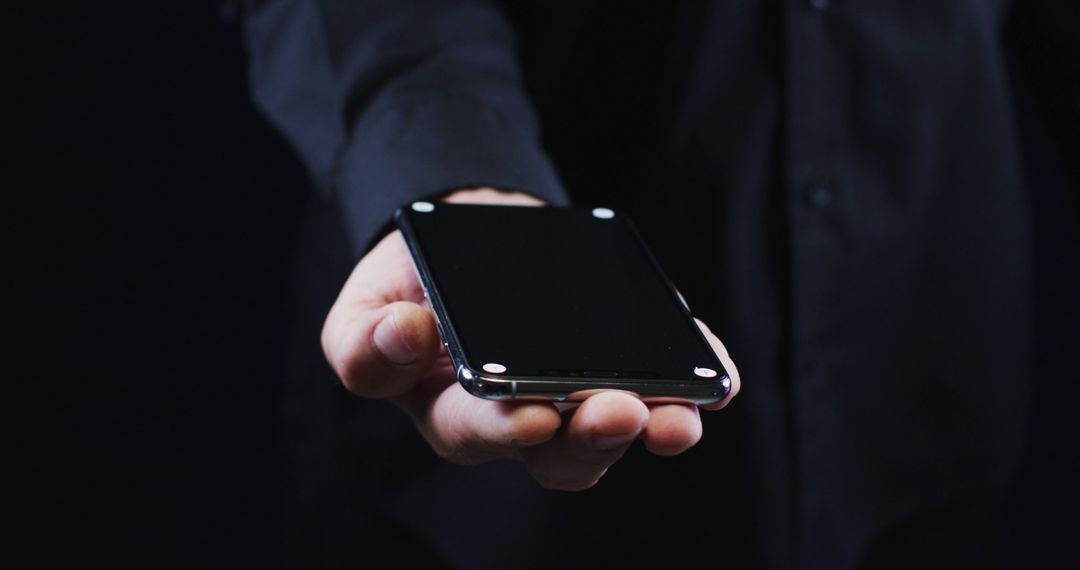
321;188;740;491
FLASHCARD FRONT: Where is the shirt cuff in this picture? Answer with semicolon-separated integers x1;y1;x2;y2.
336;96;569;256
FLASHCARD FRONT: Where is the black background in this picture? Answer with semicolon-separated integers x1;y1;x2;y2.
25;4;307;567
22;2;1078;568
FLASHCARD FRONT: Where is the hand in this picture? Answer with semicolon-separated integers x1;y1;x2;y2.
321;188;740;491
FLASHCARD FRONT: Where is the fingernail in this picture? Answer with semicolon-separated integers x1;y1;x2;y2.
591;433;638;451
373;312;419;365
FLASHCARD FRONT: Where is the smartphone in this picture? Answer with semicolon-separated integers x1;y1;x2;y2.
395;201;731;405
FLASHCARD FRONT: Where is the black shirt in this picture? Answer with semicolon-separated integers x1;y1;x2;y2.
244;1;1076;568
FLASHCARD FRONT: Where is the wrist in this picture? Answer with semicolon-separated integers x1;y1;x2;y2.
441;187;547;206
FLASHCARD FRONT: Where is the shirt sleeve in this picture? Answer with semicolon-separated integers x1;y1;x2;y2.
242;0;570;256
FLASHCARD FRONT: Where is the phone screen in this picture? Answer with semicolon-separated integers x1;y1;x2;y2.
398;203;724;382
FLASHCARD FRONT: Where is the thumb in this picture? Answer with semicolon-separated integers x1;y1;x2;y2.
322;300;442;398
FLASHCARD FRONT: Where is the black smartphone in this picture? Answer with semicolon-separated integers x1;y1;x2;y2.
395;201;731;405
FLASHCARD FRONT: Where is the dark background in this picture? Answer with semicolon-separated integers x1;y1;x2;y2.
28;4;307;567
25;3;1077;568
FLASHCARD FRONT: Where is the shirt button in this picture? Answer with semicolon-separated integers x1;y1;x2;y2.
808;0;828;10
804;182;833;207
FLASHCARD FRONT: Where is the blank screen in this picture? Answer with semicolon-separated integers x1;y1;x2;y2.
400;204;722;382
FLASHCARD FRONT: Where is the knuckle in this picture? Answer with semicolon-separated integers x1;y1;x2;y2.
332;351;365;393
430;440;468;464
429;433;485;466
335;363;366;396
427;399;483;465
322;319;372;396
